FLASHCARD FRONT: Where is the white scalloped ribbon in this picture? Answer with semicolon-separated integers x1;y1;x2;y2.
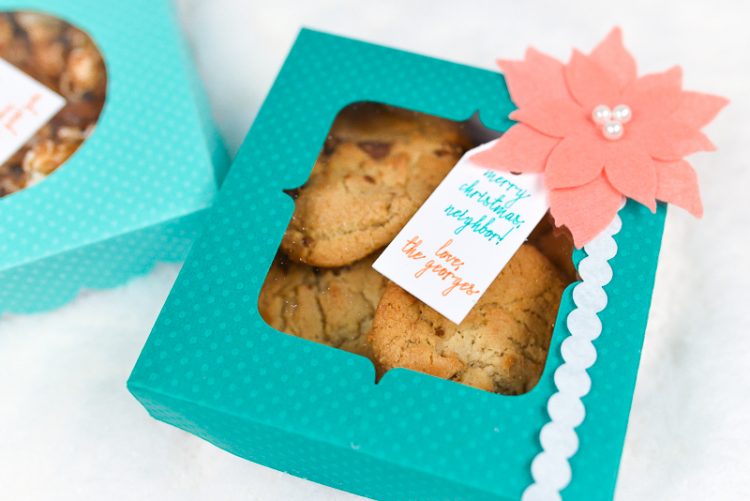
522;210;622;501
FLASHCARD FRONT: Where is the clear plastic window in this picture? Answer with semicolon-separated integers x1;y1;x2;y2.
259;102;574;394
0;11;107;197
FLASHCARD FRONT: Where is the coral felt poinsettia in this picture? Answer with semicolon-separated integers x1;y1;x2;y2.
472;28;728;247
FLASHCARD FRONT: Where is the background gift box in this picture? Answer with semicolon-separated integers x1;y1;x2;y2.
0;0;228;315
128;29;667;501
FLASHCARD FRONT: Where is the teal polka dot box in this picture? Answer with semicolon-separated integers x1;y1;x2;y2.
0;0;228;314
129;30;672;501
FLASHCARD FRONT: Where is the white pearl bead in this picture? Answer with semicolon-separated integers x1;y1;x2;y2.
592;104;612;125
602;120;624;140
612;104;632;123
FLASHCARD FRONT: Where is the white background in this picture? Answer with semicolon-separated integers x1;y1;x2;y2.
1;0;748;499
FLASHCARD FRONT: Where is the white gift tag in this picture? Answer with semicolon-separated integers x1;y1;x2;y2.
0;58;66;165
373;139;550;324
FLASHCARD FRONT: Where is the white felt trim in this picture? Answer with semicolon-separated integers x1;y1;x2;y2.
522;211;623;501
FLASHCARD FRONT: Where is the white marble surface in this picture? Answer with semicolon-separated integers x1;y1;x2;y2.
1;1;749;499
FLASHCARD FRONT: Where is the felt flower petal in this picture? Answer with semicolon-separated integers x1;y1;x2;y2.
643;121;716;161
471;124;559;173
672;91;729;128
509;100;586;138
589;27;636;92
624;66;683;117
654;159;703;217
564;50;620;110
549;176;625;248
545;135;604;189
604;145;657;211
497;48;574;109
491;27;725;245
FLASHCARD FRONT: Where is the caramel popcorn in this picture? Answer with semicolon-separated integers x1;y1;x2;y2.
0;14;12;49
23;139;81;178
60;46;106;99
0;11;106;198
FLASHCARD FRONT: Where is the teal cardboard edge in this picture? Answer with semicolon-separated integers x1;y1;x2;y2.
0;209;206;315
129;29;667;500
128;382;513;501
0;0;229;313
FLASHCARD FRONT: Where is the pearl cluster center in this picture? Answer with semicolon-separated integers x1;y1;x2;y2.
592;104;632;140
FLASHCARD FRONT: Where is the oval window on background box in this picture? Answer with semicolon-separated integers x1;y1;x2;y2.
0;11;107;198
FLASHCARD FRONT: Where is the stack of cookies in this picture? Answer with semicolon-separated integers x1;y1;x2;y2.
259;103;573;395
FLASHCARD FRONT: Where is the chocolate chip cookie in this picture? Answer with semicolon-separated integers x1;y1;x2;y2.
280;103;472;267
529;213;577;282
259;253;387;360
369;244;566;394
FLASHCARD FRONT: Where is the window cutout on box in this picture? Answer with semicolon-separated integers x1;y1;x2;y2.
0;11;107;198
258;102;575;395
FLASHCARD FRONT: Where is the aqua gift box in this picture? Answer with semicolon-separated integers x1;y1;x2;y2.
0;0;227;314
129;30;666;500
